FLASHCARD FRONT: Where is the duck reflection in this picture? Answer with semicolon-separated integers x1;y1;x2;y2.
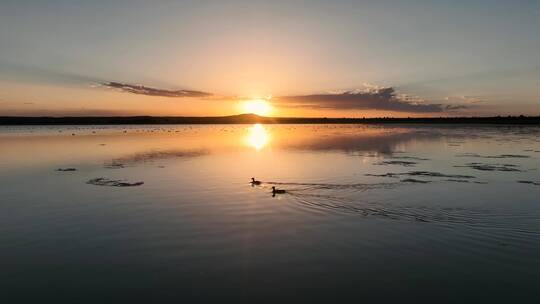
245;124;270;150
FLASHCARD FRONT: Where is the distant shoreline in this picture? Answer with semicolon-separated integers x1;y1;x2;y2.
1;114;539;125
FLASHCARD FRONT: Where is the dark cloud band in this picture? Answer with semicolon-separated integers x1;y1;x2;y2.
277;87;463;113
103;82;212;98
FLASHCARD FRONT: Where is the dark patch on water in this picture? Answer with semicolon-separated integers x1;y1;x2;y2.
401;178;431;183
104;163;126;169
390;156;430;161
455;163;522;172
374;160;418;167
56;168;77;172
446;179;470;183
456;153;530;159
366;171;476;180
404;171;476;179
86;177;144;187
365;173;400;178
517;180;540;186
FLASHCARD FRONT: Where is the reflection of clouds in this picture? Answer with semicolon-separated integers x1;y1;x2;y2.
106;149;208;167
284;129;443;154
245;124;271;150
103;125;540;165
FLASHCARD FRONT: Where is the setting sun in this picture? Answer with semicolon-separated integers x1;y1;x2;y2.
241;99;273;116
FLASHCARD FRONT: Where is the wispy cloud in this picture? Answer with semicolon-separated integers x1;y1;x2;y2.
444;104;468;110
276;87;461;113
102;82;212;98
445;95;488;104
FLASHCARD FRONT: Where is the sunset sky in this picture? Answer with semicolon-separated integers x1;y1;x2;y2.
1;0;539;117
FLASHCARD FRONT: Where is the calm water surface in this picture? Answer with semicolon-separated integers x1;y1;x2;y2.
1;124;539;302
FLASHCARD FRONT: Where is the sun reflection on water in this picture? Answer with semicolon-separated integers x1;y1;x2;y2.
245;124;270;150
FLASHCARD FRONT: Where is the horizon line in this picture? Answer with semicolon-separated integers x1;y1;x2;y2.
1;113;540;126
1;113;540;119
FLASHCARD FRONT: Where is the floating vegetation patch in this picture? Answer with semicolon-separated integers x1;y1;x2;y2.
56;168;77;172
365;171;476;179
389;156;430;161
365;173;400;178
517;180;540;186
374;160;418;167
454;163;522;172
456;153;530;159
404;171;476;179
446;179;470;183
86;177;144;187
401;178;431;183
104;163;126;169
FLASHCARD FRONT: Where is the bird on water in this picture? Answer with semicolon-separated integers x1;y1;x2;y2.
251;177;262;185
271;186;286;194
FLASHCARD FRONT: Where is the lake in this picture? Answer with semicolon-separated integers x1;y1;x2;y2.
1;124;539;302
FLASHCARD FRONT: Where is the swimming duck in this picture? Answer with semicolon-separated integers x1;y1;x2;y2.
271;186;286;194
251;177;262;185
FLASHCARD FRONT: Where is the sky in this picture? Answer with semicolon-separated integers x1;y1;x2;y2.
1;0;539;117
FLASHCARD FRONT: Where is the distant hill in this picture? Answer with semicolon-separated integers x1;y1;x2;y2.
0;114;539;125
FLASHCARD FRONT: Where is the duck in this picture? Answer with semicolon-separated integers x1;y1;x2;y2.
251;177;262;185
271;186;286;194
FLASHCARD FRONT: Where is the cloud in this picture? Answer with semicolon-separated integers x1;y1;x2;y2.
102;82;212;98
445;104;468;110
445;95;488;104
276;87;461;113
462;95;487;104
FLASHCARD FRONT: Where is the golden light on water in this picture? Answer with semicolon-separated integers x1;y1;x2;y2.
245;123;270;150
241;99;273;116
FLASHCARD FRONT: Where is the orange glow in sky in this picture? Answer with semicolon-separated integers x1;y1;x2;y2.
2;1;540;117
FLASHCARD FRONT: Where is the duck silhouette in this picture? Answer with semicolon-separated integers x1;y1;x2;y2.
271;186;286;196
251;177;262;185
